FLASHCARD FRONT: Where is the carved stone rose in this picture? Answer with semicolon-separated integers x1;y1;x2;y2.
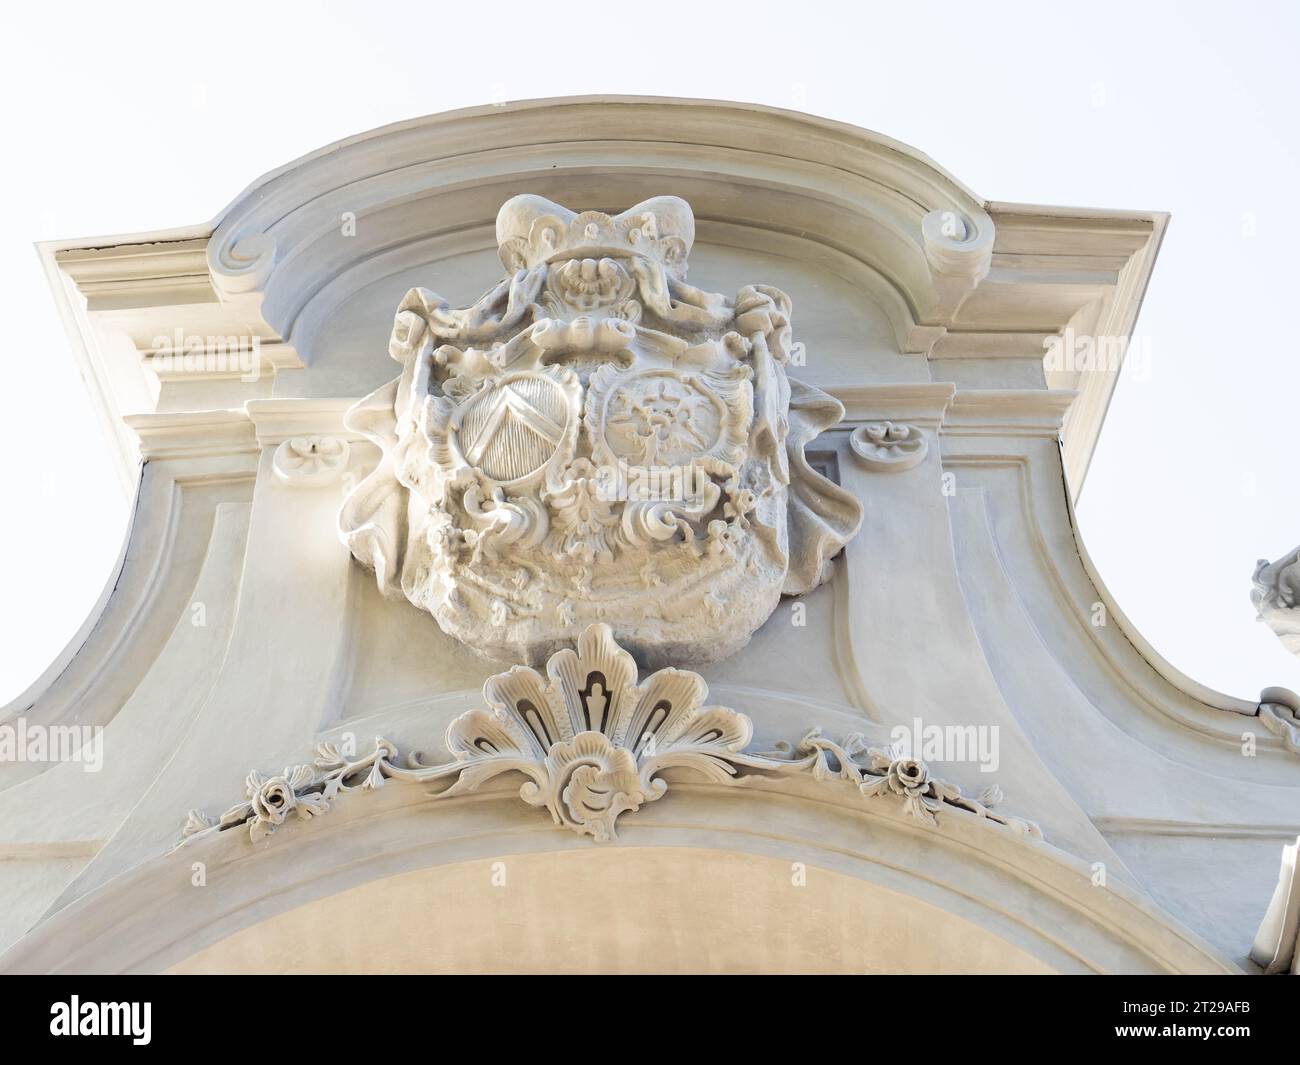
339;194;861;665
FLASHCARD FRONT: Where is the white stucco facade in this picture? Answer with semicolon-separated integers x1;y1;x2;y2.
3;97;1298;974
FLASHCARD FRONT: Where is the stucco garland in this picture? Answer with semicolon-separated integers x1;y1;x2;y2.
182;624;1040;846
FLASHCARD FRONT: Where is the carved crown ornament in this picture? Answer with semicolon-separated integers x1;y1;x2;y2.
337;194;863;666
182;624;1040;847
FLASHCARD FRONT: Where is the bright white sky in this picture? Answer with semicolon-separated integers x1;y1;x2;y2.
2;0;1297;704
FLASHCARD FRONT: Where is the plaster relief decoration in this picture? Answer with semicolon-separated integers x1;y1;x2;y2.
1258;686;1300;754
849;421;928;472
338;195;862;665
1252;543;1300;654
182;625;1040;846
273;436;350;488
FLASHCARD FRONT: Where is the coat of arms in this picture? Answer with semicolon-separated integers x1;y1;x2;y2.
340;194;862;664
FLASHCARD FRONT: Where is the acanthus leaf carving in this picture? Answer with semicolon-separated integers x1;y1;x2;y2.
182;625;1041;847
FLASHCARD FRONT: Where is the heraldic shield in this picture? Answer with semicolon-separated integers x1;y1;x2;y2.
338;193;862;666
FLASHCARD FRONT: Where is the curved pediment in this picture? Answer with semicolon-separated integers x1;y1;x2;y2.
206;96;994;362
47;96;1164;494
21;95;1290;976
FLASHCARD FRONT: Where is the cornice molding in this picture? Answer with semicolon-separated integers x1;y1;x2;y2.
832;382;956;428
124;410;257;462
42;98;1163;504
125;399;373;461
56;239;213;308
244;398;365;448
943;388;1078;436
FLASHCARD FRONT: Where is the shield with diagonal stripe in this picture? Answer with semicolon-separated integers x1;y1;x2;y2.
454;369;575;485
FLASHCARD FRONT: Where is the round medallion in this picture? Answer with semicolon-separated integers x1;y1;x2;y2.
455;370;573;484
599;371;724;466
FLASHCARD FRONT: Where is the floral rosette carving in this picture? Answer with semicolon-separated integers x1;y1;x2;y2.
272;435;350;487
786;730;1041;837
184;741;397;843
184;626;1041;847
849;421;927;472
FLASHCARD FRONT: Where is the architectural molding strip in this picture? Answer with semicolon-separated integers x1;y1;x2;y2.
245;398;367;447
125;399;375;461
1093;818;1300;840
942;388;1078;436
826;382;955;428
942;436;1269;754
125;410;258;462
181;624;1041;846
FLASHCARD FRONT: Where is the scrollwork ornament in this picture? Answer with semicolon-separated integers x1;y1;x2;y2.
209;231;277;296
1258;687;1300;754
272;435;350;487
183;625;1041;847
849;421;928;472
337;194;863;666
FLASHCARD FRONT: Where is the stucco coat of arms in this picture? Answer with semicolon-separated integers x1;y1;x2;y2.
339;194;862;664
